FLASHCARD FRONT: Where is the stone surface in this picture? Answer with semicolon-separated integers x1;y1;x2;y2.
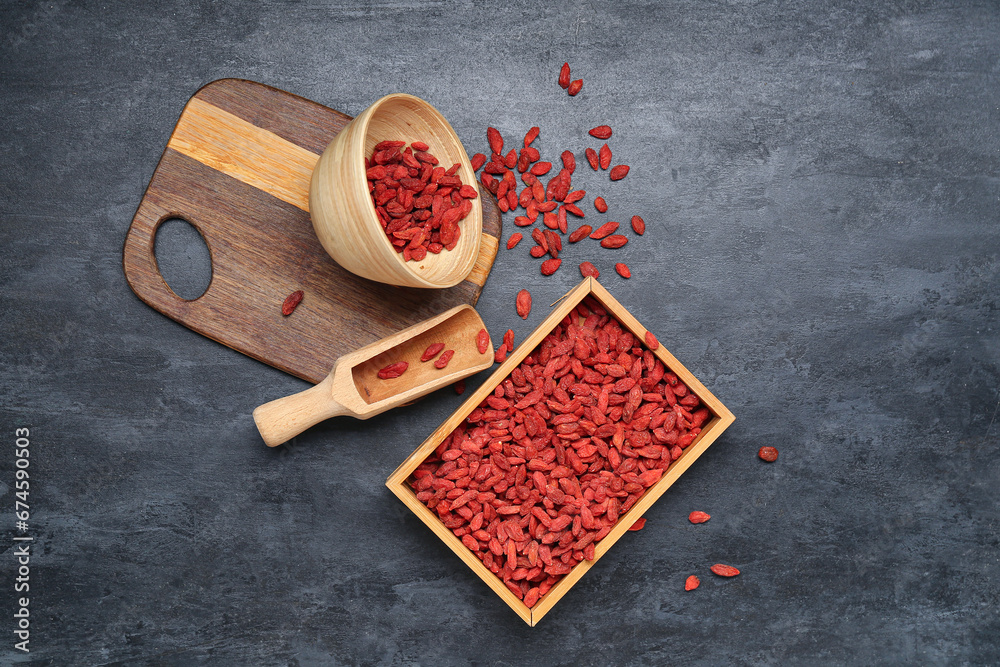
2;1;998;663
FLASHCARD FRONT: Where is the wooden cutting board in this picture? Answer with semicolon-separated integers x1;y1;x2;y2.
123;79;501;384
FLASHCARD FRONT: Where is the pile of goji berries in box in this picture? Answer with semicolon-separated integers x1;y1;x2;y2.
408;296;711;608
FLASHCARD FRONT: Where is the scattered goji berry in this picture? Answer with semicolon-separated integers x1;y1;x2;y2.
476;328;490;355
524;126;540;147
377;361;408;379
568;79;582;96
590;221;619;240
421;342;445;362
600;234;628;249
558;62;571;89
599;143;611;170
688;511;711;524
594;196;608;213
631;215;645;235
609;165;630;181
589;125;612;139
579;261;600;279
644;331;659;350
487;127;504;155
710;564;740;577
615;263;631;278
281;290;303;316
507;233;523;250
758;446;779;462
434;349;455;369
685;575;700;591
628;518;646;531
516;289;532;319
585;147;600;170
541;258;562;275
568;225;592;243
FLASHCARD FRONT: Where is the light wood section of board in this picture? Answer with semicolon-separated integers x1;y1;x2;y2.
168;97;318;211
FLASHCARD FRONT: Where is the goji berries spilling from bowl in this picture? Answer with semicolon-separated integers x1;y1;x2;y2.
366;140;478;262
408;297;712;607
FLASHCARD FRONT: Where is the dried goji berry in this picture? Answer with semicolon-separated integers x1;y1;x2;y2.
628;518;646;531
579;262;600;279
567;79;582;96
631;214;645;235
568;225;592;243
585;147;599;170
530;161;552;176
590;221;619;240
507;233;523;250
524;126;540;147
470;153;486;171
594;196;608;213
589;125;612;139
281;290;303;316
494;342;508;363
558;62;570;89
453;380;465;395
685;575;700;591
476;328;490;355
609;165;630;181
541;258;562;275
710;564;740;577
615;263;631;278
689;511;711;524
421;342;445;362
599;143;611;170
561;150;576;172
600;234;628;249
758;446;779;462
377;361;408;379
503;328;514;350
434;349;455;369
644;331;659;350
516;289;532;319
487;127;504;155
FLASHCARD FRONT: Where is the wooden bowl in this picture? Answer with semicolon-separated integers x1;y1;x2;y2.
309;93;482;289
387;278;736;625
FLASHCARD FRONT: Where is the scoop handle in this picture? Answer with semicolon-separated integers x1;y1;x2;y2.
253;376;351;447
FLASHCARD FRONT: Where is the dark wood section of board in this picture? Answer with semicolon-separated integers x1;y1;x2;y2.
123;79;502;384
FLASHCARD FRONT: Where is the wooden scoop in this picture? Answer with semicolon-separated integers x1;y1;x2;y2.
253;304;493;447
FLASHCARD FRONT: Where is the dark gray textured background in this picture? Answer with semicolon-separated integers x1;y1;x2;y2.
2;1;999;664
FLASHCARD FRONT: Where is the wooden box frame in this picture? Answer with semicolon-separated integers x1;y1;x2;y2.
386;278;735;625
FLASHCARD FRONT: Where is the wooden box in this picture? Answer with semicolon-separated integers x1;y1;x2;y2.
386;278;735;625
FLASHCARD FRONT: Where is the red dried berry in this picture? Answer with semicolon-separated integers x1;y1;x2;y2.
599;143;612;170
470;153;486;171
600;234;628;249
476;328;490;355
494;342;508;364
567;79;582;96
558;62;571;89
615;263;631;279
434;349;455;369
710;564;740;577
689;511;711;524
561;150;576;172
453;380;465;395
589;125;612;140
568;225;592;243
487;127;503;155
631;215;645;235
524;126;539;147
503;328;514;350
758;446;779;462
585;147;600;170
541;258;562;276
609;165;630;181
421;342;445;362
516;289;532;319
579;262;600;279
281;290;304;316
685;575;700;591
530;161;552;176
628;518;646;531
590;221;619;240
507;233;523;250
594;197;608;213
377;361;408;379
644;331;659;350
